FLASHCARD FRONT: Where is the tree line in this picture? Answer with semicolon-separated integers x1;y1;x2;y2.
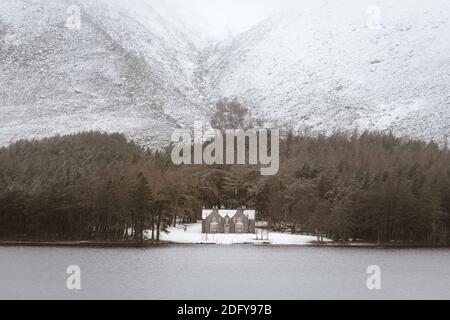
0;132;198;243
0;128;449;244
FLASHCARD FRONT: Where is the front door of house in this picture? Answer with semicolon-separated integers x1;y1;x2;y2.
224;224;230;234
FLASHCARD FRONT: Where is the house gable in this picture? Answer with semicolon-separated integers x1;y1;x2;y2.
202;210;222;233
202;208;256;234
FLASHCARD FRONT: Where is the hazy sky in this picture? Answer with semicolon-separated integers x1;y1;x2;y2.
185;0;278;35
151;0;279;39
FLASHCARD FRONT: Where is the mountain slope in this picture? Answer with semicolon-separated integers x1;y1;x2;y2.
0;0;207;148
202;0;450;143
1;0;449;148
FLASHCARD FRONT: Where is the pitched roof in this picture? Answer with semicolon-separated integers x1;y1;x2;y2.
202;209;256;220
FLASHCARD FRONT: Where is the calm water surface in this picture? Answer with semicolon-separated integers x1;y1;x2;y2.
1;245;449;299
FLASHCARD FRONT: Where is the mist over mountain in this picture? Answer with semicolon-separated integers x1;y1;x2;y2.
1;0;449;147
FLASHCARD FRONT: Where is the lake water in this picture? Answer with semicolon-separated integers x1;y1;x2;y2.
0;245;449;300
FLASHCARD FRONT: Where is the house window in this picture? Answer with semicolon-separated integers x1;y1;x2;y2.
235;222;245;233
210;222;219;233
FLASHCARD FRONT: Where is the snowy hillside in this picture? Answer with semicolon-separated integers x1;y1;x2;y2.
1;0;449;147
0;0;209;148
201;0;450;143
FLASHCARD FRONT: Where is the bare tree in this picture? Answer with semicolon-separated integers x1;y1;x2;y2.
211;98;249;131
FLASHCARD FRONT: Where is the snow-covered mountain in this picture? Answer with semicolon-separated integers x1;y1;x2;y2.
202;0;450;142
1;0;449;147
0;0;209;148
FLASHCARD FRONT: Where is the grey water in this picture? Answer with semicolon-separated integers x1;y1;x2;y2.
1;245;449;300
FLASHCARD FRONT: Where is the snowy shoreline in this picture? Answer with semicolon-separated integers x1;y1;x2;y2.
152;223;450;248
2;224;445;249
152;222;332;246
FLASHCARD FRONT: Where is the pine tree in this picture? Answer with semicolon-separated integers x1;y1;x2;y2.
130;173;153;243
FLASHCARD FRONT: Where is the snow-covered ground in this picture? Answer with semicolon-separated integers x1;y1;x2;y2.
149;222;331;245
